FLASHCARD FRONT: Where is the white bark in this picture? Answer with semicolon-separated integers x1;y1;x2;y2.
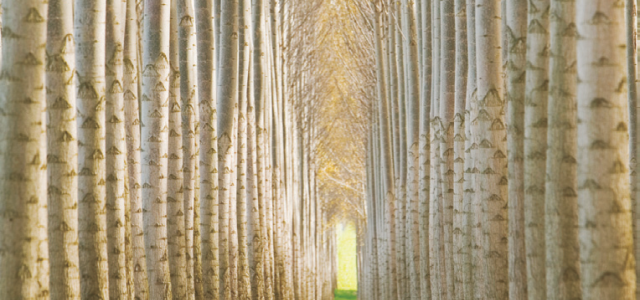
576;1;635;298
141;0;173;298
46;0;80;297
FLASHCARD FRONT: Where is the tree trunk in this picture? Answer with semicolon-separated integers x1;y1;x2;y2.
74;0;111;298
523;0;550;298
452;0;468;297
439;0;456;298
217;0;240;298
474;0;509;297
141;0;173;298
505;0;527;298
419;0;432;298
545;0;581;298
177;0;199;298
576;1;635;298
124;0;150;297
46;0;80;297
195;0;220;297
167;1;188;297
400;0;422;297
105;0;128;297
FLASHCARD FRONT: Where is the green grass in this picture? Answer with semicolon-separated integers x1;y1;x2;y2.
337;222;358;290
334;289;357;300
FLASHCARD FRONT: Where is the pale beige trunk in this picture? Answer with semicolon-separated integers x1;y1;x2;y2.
452;0;467;297
141;0;173;298
576;1;635;299
46;0;81;298
74;0;111;298
475;0;509;297
106;0;128;297
523;1;550;298
167;1;188;297
195;0;220;297
545;0;581;298
505;0;527;298
124;0;151;298
177;0;199;298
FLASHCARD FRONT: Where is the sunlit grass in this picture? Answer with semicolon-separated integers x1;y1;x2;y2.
334;289;357;300
337;222;357;290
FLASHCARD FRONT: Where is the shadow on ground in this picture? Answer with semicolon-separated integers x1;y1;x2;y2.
334;289;357;300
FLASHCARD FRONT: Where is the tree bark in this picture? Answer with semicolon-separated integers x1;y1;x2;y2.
474;0;509;297
124;0;150;297
576;0;635;298
545;0;581;298
141;0;173;298
105;0;129;297
195;0;220;297
167;1;189;297
505;0;528;298
74;0;111;298
46;0;80;297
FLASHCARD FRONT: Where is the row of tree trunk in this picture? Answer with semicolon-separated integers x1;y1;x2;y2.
0;0;341;299
363;0;640;299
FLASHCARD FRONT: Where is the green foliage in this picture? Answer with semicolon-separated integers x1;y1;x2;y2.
334;289;357;300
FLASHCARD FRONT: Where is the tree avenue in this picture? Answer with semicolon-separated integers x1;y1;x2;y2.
1;0;640;300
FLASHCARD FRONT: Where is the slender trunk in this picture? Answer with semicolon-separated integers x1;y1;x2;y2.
576;1;635;298
462;0;477;297
505;0;527;299
74;0;111;298
46;0;80;298
105;0;128;297
523;0;551;298
178;0;199;298
545;0;580;298
373;2;398;300
238;0;253;299
124;0;150;297
401;0;422;297
418;0;432;298
195;0;220;297
167;1;188;297
141;0;173;298
217;0;240;297
452;0;468;297
475;0;509;297
439;0;456;298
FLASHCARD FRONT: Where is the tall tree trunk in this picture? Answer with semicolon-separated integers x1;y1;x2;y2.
505;0;527;298
195;0;220;297
419;0;432;298
452;0;468;297
237;1;252;296
439;0;456;298
373;2;398;300
576;0;635;298
141;0;173;298
178;0;199;298
0;0;50;297
474;0;509;297
124;0;150;297
106;0;128;297
46;0;80;298
74;0;111;298
545;0;580;298
401;0;422;297
251;0;267;298
462;0;477;297
217;0;240;297
523;0;550;298
167;1;188;297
